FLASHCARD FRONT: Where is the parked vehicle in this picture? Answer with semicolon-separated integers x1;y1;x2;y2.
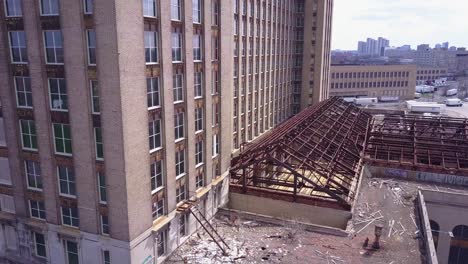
414;93;422;99
378;96;399;102
446;89;458;96
353;97;378;106
410;105;441;114
445;98;463;107
415;85;435;93
342;97;356;103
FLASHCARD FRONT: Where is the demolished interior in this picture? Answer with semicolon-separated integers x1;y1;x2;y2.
230;97;468;215
230;97;372;211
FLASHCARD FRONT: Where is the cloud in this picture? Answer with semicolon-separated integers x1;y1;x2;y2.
332;0;468;50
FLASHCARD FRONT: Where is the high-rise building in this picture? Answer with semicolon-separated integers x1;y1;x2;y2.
377;37;389;56
357;41;367;55
366;38;378;56
0;0;332;263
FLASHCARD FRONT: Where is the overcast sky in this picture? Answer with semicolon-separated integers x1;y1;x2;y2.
332;0;468;50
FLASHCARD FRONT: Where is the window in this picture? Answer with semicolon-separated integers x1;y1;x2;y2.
175;150;185;177
171;31;183;62
14;76;32;108
61;206;79;227
212;103;220;126
86;30;96;65
194;72;203;98
101;214;109;235
174;112;184;141
43;30;63;64
33;232;47;258
171;0;181;21
173;73;184;102
152;198;164;219
212;70;219;94
195;140;203;166
49;78;67;111
196;173;204;189
20;119;37;150
40;0;59;15
58;166;76;197
53;123;72;155
65;241;79;264
148;117;161;151
144;31;158;64
212;36;219;61
9;31;27;63
193;0;202;23
83;0;93;14
176;180;186;202
194;107;203;132
143;0;157;17
150;160;163;192
94;127;103;160
147;77;160;108
29;200;46;220
212;134;219;157
193;34;202;61
212;0;219;26
179;214;187;236
98;172;107;203
157;230;167;258
4;0;22;17
90;80;100;114
25;160;42;190
103;250;110;264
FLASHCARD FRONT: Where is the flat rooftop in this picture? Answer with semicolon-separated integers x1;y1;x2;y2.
167;168;468;264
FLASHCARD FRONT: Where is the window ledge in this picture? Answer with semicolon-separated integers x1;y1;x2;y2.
149;147;163;154
195;163;204;169
151;187;164;195
148;106;161;111
195;130;204;135
176;173;186;180
174;138;185;143
55;152;73;157
59;194;77;199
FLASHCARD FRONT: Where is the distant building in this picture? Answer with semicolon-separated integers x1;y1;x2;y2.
330;64;417;99
416;67;448;84
377;37;390;56
442;42;449;50
358;41;367;55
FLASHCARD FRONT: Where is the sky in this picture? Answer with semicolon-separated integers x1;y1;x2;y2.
332;0;468;50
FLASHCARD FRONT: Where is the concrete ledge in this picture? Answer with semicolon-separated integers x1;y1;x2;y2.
217;207;349;237
417;191;439;264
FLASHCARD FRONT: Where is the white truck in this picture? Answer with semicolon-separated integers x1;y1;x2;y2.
445;98;463;107
416;85;435;93
378;96;399;102
414;93;422;99
410;104;442;114
446;89;458;96
353;97;378;106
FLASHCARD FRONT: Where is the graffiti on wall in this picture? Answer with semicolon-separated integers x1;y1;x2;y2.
384;168;408;178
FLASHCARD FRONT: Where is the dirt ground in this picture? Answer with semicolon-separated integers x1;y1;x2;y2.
167;174;467;264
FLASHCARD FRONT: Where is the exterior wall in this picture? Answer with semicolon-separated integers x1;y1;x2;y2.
419;190;468;264
367;166;468;187
228;192;351;229
330;64;417;100
416;67;448;84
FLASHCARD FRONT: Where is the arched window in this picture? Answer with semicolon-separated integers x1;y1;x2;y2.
449;225;468;264
430;220;440;250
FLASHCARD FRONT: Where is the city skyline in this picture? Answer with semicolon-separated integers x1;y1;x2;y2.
332;0;468;50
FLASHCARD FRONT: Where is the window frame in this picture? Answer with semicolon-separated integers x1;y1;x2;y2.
173;73;184;103
100;214;109;235
143;0;157;17
61;206;79;228
152;198;165;219
157;230;167;258
4;0;23;17
195;140;203;167
192;0;202;24
43;30;64;65
98;172;107;204
174;112;185;142
103;250;111;264
170;0;182;21
212;134;219;157
40;0;59;16
149;117;162;152
29;200;46;220
8;31;28;64
52;123;72;156
33;232;47;258
194;71;203;98
144;31;158;64
65;240;79;264
86;29;96;65
57;166;76;198
192;34;202;61
14;76;33;108
194;107;204;133
90;80;100;114
147;77;160;109
48;78;68;111
25;160;42;191
175;150;186;178
94;127;104;160
171;31;183;62
19;119;37;151
83;0;93;14
150;160;164;194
